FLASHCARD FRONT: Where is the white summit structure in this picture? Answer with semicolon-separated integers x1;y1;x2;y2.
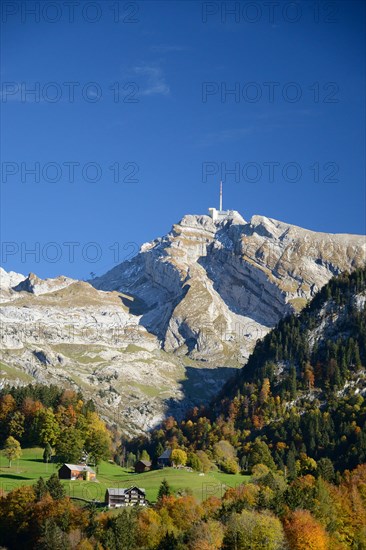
208;181;237;222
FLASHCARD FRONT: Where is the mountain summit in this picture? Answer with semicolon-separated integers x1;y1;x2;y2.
92;211;366;362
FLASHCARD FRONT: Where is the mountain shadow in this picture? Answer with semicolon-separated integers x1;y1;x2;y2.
156;365;238;426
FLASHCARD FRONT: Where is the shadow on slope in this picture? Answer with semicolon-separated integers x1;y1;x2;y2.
92;254;188;342
159;365;237;424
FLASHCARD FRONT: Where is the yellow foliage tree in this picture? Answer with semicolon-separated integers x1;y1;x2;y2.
171;448;187;466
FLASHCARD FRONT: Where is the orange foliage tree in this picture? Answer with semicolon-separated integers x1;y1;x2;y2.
284;509;329;550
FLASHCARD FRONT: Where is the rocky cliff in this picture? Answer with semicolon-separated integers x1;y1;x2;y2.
92;211;366;362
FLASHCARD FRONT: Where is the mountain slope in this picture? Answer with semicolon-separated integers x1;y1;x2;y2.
0;211;365;435
221;266;366;401
0;269;233;435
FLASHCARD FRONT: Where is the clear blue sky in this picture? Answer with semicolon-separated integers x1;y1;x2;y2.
1;0;365;279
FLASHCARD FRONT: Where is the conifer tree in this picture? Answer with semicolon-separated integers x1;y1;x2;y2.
157;479;172;501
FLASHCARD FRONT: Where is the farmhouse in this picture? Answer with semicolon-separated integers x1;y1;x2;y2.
157;448;172;467
58;464;96;481
134;459;151;473
105;487;147;508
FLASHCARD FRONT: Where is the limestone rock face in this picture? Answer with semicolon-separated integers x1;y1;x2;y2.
0;211;365;434
12;273;75;295
93;212;366;362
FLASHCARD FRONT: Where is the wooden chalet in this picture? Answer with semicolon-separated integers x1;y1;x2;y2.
105;487;146;508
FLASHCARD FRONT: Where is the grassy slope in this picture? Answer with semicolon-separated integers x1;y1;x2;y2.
0;361;34;383
0;448;248;503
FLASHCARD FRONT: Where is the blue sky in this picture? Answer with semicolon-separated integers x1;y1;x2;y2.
1;0;365;279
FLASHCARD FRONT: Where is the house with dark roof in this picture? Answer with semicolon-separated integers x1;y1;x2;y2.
58;464;96;481
157;448;172;467
134;459;152;473
105;487;147;508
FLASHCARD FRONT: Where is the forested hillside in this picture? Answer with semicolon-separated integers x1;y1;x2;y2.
127;268;366;475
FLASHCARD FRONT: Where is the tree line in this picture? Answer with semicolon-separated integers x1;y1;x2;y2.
0;385;112;468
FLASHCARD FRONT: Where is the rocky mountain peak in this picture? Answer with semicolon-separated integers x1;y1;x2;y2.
12;273;75;296
177;210;246;230
0;211;364;434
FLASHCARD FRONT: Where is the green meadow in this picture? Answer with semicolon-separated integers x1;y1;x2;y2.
0;448;249;504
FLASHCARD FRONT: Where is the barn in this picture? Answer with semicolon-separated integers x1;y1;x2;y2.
134;459;152;473
157;448;172;468
58;464;96;481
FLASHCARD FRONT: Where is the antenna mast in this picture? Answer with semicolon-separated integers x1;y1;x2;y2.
219;180;223;211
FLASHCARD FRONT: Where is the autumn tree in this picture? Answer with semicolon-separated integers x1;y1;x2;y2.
196;450;213;473
32;493;85;547
188;452;203;472
248;439;276;472
160;495;204;532
137;508;164;548
259;378;271;404
304;363;315;390
55;428;84;464
0;394;16;421
0;485;35;547
4;436;22;467
141;449;151;462
84;413;111;468
187;519;224;550
8;411;25;440
223;483;260;511
36;408;60;447
284;510;329;550
296;453;317;476
222;509;286;550
213;440;239;473
171;448;187;467
213;440;237;462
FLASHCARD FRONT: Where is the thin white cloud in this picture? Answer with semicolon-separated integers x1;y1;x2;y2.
133;65;170;96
